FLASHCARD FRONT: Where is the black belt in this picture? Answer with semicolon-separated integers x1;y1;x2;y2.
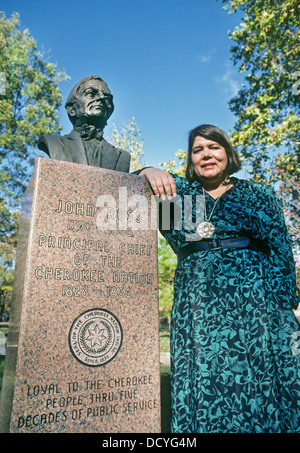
177;237;268;263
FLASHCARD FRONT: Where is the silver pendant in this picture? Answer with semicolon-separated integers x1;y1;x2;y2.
196;221;215;238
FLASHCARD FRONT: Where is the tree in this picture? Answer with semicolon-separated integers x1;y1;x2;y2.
110;117;145;171
0;198;18;265
0;267;14;321
220;0;299;181
0;11;69;319
0;196;19;319
156;150;187;320
277;173;300;243
159;149;187;176
0;11;69;207
220;0;300;282
158;235;176;320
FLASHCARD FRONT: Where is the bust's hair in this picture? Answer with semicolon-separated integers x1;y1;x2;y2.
185;124;241;181
65;75;114;125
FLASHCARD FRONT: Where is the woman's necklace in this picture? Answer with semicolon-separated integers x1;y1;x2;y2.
196;183;231;239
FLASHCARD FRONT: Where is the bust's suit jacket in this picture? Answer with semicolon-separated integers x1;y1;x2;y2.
38;129;131;172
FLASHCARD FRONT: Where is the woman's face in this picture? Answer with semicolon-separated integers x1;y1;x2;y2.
191;136;228;184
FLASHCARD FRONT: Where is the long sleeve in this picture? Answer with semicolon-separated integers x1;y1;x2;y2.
257;184;299;309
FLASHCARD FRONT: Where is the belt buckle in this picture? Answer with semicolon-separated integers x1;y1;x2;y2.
208;239;222;251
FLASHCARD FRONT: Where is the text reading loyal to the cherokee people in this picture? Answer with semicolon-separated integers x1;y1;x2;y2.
18;375;157;429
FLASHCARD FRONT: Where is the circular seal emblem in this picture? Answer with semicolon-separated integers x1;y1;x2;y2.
69;308;122;367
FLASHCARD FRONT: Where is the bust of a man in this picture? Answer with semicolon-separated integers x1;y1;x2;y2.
38;75;131;172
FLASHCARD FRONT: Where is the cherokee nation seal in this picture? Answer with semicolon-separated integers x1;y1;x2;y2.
69;308;122;366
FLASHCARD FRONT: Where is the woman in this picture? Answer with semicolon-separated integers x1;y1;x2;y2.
138;124;300;433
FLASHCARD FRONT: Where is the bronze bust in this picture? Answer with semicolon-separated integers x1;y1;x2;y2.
38;75;131;172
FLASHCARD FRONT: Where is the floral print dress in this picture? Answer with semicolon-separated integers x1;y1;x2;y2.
160;174;300;433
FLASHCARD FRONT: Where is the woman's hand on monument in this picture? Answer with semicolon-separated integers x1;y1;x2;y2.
140;167;177;200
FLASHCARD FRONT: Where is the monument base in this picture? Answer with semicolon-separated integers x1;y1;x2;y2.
0;158;160;433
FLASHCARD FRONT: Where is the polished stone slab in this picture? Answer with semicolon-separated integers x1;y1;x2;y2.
0;158;160;433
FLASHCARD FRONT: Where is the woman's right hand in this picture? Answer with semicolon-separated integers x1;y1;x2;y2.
139;168;177;200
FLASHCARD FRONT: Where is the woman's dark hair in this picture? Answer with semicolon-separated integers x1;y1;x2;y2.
185;124;241;181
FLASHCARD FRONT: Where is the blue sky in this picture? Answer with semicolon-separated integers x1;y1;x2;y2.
2;0;244;168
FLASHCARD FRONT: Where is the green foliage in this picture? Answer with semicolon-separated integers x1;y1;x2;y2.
0;266;14;320
0;11;69;319
110;117;145;171
159;149;187;176
220;0;299;181
157;150;188;319
277;174;300;243
0;11;69;206
220;0;299;256
0;197;19;266
158;235;176;319
0;196;19;318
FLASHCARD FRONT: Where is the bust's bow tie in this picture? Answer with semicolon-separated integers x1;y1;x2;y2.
76;124;104;141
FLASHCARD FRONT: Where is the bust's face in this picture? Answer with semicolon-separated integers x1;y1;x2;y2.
68;79;113;128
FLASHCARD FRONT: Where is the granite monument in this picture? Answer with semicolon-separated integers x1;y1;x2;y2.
0;76;161;433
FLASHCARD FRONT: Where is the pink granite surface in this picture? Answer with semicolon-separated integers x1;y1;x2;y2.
0;158;160;433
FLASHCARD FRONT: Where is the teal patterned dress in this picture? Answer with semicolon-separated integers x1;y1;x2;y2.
160;174;300;433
